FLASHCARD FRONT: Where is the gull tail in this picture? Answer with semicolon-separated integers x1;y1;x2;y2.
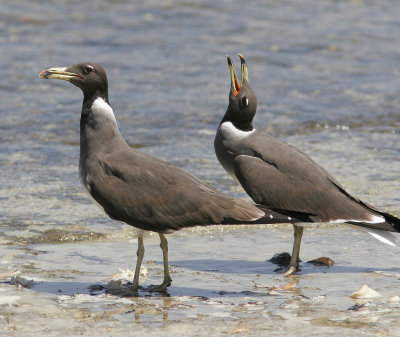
240;205;313;225
350;211;400;247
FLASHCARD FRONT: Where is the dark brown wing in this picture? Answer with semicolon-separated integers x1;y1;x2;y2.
87;148;264;233
233;132;380;222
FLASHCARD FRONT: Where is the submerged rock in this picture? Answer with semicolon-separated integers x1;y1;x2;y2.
10;275;34;288
107;280;122;290
268;252;293;266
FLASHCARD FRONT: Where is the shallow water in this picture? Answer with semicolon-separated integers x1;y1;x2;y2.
1;0;400;336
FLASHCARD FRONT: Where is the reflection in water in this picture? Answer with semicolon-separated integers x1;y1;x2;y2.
133;296;172;323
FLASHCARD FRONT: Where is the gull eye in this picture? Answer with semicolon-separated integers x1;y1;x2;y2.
85;65;94;74
241;96;249;107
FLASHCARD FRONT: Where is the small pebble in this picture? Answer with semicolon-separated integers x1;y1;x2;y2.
307;257;334;266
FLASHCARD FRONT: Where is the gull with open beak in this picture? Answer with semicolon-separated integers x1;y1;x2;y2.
214;54;400;275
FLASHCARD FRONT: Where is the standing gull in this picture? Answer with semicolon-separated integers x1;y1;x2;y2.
39;62;301;292
214;54;400;276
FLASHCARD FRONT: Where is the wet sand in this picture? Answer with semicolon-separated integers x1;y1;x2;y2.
1;224;400;336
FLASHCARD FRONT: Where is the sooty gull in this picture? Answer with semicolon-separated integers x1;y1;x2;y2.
214;54;400;276
39;62;304;292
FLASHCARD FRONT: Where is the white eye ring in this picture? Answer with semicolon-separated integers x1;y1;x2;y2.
85;65;94;73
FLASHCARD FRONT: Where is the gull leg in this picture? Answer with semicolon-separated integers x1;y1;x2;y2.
143;233;172;292
131;234;145;292
159;233;172;289
282;224;303;276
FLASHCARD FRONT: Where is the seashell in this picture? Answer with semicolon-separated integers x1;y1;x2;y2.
109;267;147;282
350;285;382;299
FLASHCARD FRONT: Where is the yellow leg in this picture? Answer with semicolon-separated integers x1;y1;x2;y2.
159;233;172;289
142;233;172;292
131;234;144;292
282;224;303;276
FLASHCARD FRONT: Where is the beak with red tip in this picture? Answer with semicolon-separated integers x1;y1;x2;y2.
39;67;82;81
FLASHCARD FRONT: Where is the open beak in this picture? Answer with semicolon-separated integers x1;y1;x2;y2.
39;67;82;81
227;56;240;96
238;54;249;85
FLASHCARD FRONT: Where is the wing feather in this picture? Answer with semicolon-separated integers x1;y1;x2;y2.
87;148;263;233
233;132;382;222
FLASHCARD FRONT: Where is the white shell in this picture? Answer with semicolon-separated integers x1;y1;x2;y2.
389;296;400;303
350;285;382;299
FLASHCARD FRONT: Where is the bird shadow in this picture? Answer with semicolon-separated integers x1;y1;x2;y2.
169;258;400;276
4;279;264;299
4;259;398;299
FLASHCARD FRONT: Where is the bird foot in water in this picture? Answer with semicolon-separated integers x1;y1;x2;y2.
106;285;139;297
105;280;172;296
139;277;172;293
282;266;297;277
280;256;334;276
